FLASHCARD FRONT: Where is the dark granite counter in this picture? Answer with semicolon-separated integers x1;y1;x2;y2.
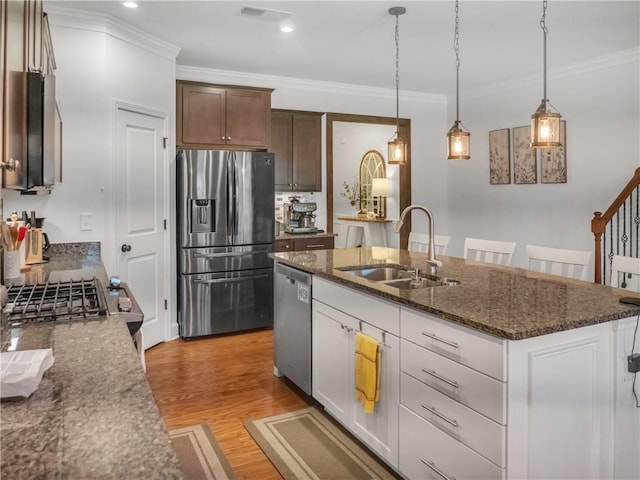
1;243;184;479
270;247;640;340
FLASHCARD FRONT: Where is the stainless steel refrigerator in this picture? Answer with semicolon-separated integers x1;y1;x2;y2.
177;150;274;339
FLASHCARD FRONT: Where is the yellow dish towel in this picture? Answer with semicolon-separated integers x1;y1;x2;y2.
354;332;381;414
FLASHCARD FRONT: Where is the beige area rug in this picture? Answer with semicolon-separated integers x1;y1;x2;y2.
245;407;399;480
169;424;236;480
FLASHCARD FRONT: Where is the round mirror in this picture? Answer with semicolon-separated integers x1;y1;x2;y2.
359;150;386;215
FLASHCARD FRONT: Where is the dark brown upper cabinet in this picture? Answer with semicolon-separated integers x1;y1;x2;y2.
176;81;273;150
271;110;323;192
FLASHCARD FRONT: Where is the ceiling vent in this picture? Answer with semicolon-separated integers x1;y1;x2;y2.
239;5;292;22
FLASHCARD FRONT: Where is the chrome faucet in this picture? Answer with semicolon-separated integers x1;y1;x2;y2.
395;205;443;274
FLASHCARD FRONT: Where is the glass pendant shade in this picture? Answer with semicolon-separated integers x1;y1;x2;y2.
530;100;561;147
447;122;470;160
388;135;407;165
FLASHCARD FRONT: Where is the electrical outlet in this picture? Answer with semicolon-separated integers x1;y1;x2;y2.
80;213;93;231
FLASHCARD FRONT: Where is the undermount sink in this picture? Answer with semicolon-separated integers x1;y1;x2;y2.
336;264;460;289
337;265;414;282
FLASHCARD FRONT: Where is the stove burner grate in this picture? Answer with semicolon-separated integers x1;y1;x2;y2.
5;278;108;325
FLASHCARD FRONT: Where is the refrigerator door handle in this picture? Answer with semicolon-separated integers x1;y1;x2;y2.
193;273;269;285
193;250;268;259
233;153;239;236
226;155;233;235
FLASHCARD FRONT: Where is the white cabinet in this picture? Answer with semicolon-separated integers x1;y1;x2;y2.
312;301;358;425
401;305;619;480
309;276;630;480
506;322;615;480
400;306;507;479
312;277;400;468
399;406;503;480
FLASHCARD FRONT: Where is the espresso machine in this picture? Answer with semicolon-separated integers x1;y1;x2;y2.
284;201;319;234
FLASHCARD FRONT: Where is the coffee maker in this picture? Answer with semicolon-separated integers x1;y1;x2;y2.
284;201;319;233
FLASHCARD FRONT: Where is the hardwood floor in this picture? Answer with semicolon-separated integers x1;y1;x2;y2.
145;328;312;480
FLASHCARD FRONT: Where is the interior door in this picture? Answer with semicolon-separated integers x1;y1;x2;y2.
115;107;167;350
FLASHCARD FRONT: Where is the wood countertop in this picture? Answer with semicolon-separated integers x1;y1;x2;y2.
269;247;640;340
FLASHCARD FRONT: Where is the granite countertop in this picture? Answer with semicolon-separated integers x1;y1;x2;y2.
270;247;640;340
1;243;184;479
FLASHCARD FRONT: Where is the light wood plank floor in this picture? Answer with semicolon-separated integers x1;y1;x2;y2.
145;328;312;480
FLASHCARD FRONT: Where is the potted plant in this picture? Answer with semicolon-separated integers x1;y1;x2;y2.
340;180;360;209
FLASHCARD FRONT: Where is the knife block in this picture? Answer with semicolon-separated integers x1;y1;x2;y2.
25;228;44;265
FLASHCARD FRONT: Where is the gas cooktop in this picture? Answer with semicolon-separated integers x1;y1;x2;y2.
4;278;108;326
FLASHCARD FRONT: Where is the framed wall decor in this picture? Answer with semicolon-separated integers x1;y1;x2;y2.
513;125;537;184
540;120;567;184
489;128;510;185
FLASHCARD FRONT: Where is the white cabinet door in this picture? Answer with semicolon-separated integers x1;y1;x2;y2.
351;322;400;469
507;322;614;480
312;300;358;425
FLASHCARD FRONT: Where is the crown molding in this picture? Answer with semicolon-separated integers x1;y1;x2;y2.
464;47;640;100
44;6;180;62
177;65;447;105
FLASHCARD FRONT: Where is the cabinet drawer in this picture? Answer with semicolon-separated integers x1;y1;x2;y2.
274;239;293;252
401;373;505;467
400;406;504;480
401;340;506;424
313;277;399;335
294;236;334;251
401;306;506;381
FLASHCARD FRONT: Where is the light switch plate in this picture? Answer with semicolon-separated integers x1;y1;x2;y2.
80;212;93;231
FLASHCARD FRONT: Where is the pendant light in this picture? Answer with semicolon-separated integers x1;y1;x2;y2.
388;6;407;165
447;0;470;160
530;0;562;148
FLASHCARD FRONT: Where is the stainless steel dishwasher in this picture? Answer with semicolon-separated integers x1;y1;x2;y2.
274;262;312;394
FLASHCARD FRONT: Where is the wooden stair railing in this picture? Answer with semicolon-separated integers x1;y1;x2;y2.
591;167;640;284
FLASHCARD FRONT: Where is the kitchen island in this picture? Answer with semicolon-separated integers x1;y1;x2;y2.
270;246;640;480
1;244;183;479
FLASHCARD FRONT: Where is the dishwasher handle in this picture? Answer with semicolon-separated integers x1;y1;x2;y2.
275;263;311;286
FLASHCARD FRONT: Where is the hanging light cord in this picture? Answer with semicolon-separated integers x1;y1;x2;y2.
540;0;549;102
394;12;400;134
454;0;460;124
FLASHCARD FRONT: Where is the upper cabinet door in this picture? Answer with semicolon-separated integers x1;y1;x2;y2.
271;111;293;191
225;88;270;148
291;112;322;192
271;110;323;192
177;84;226;146
176;81;272;150
2;0;28;188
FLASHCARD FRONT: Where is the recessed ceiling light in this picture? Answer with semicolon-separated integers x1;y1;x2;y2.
121;1;138;8
280;25;294;33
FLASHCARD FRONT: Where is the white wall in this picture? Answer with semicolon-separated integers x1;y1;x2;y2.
2;9;178;275
446;50;640;272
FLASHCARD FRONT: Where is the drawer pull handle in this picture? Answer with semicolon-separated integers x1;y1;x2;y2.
304;244;325;248
420;459;455;480
421;331;459;348
421;368;459;388
421;404;458;427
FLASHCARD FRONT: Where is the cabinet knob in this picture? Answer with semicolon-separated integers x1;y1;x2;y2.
293;183;297;187
221;136;225;140
0;158;20;172
285;244;290;249
227;136;231;141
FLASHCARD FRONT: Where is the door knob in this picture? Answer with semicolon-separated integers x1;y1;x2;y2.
121;244;132;252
